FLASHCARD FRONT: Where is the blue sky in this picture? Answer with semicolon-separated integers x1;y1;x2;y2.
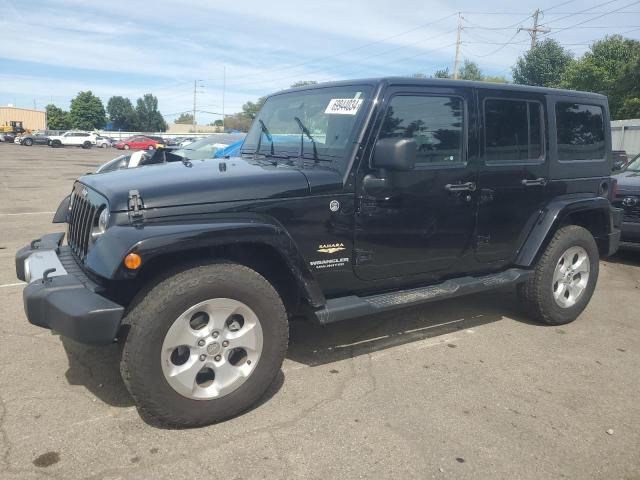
1;0;638;125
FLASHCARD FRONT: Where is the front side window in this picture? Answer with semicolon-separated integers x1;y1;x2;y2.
378;95;464;165
243;84;373;173
484;99;543;162
555;103;605;161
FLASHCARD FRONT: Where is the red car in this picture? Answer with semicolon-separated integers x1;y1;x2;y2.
114;136;159;150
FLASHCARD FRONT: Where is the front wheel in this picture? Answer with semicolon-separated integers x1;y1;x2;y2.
123;144;130;150
23;138;33;146
147;145;155;150
82;141;92;149
120;262;289;428
518;225;599;325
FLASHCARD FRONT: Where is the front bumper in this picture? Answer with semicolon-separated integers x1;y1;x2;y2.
16;233;124;345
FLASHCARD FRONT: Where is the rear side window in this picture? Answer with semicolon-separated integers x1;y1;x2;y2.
484;99;543;163
379;95;465;165
555;103;605;161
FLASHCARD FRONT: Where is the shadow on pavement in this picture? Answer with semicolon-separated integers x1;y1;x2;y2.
59;287;531;419
287;287;533;367
605;249;640;267
61;337;134;408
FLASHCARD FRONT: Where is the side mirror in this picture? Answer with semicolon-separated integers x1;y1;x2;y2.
372;137;416;171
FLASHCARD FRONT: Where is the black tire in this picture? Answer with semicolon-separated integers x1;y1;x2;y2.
120;261;289;428
23;138;33;146
51;140;62;148
82;141;92;149
518;225;599;325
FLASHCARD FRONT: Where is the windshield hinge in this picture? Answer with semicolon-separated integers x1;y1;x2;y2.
128;189;144;222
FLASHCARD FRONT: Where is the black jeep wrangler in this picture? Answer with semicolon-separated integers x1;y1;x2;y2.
16;78;622;427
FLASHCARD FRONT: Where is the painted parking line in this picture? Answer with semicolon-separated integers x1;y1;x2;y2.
0;282;25;288
0;211;55;216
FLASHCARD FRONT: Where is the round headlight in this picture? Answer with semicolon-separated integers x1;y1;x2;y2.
91;208;110;240
98;208;109;232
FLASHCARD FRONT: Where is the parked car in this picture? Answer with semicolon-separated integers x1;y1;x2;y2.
613;150;629;171
48;131;97;148
0;133;16;143
95;134;245;172
95;136;114;148
18;131;50;146
171;134;245;160
16;78;621;428
114;136;159;150
214;139;244;158
613;152;640;248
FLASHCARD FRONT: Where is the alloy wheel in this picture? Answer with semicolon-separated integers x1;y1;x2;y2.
160;298;263;400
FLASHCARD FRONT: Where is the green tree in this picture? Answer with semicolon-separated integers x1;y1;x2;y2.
45;104;71;130
212;119;224;127
106;96;137;130
562;35;640;118
457;60;483;81
175;112;194;124
512;39;573;87
241;96;267;119
483;75;508;84
69;91;106;130
290;80;318;88
433;68;450;79
135;93;167;132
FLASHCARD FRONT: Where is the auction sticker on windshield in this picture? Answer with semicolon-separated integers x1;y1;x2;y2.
325;98;363;115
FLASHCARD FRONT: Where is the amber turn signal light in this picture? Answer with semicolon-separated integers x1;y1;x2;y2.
124;253;142;270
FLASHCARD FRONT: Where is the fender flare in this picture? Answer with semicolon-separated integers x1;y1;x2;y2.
84;216;325;307
515;194;614;267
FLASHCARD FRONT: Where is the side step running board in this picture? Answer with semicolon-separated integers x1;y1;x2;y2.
313;268;531;325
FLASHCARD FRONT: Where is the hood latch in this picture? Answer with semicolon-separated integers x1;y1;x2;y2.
128;189;144;223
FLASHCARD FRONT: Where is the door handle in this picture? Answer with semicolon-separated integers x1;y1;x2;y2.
521;177;548;187
445;182;476;192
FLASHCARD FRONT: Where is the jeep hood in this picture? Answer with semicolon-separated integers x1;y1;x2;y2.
78;157;336;211
614;170;640;192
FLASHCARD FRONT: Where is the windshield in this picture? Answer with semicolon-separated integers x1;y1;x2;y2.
242;84;374;172
626;154;640;171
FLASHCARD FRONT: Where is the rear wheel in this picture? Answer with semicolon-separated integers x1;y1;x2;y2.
123;144;130;150
147;145;155;150
51;140;62;148
82;141;92;149
120;262;289;428
518;225;599;325
23;138;33;146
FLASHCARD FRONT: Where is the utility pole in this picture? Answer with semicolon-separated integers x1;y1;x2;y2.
222;66;226;132
453;13;463;80
518;9;550;49
192;80;204;133
192;80;197;133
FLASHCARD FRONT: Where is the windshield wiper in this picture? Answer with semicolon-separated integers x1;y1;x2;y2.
294;116;318;162
254;119;275;158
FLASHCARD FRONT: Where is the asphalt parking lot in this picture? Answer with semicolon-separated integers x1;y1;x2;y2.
0;143;639;480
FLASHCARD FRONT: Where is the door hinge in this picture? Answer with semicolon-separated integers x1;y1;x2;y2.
128;189;144;222
354;248;374;265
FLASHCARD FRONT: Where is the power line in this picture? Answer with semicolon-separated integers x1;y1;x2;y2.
542;0;621;27
544;0;640;36
222;12;458;82
518;9;550;47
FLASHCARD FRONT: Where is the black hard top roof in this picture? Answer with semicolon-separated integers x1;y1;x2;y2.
278;77;607;100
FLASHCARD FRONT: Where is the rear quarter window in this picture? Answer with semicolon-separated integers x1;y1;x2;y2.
555;103;605;161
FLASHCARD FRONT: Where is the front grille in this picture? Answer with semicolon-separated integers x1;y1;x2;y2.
67;184;105;260
616;194;640;223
